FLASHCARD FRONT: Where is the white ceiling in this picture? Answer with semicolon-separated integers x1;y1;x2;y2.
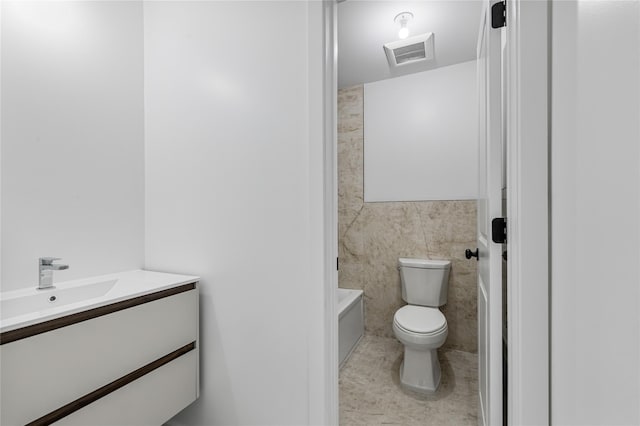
338;0;483;88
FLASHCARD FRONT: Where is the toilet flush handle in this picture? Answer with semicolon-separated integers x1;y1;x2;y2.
465;248;479;261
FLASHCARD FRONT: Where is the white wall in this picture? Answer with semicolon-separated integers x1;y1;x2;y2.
0;1;145;291
144;2;326;424
363;60;477;202
551;1;640;424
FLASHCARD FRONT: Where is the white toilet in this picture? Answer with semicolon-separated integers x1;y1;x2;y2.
393;257;451;393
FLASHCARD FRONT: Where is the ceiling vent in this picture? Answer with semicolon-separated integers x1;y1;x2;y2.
384;32;434;68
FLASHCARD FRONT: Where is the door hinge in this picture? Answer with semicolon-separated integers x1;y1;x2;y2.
337;257;339;271
491;1;506;28
492;217;507;244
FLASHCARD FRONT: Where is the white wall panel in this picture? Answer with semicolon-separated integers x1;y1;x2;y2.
0;1;145;291
364;60;477;202
551;2;640;424
143;2;320;424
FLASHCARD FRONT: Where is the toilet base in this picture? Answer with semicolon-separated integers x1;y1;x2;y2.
399;347;441;393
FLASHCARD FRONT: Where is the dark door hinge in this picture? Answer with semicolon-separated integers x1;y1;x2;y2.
492;217;507;244
337;257;339;271
491;1;506;28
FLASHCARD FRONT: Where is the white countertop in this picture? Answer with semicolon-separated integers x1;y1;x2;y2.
0;270;199;334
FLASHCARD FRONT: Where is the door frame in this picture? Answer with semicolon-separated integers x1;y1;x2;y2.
316;1;339;425
504;1;549;424
318;0;550;424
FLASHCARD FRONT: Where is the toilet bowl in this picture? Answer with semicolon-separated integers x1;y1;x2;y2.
393;258;450;393
393;305;448;392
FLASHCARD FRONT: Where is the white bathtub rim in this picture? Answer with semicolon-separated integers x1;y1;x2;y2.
337;288;363;320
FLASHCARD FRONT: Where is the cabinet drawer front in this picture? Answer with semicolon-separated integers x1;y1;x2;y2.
1;289;197;425
55;350;198;426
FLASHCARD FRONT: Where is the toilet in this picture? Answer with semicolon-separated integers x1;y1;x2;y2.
393;257;451;393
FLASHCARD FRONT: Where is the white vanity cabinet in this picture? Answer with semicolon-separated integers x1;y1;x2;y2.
0;275;199;426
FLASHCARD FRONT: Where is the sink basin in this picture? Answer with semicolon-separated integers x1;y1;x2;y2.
0;280;117;321
0;270;200;334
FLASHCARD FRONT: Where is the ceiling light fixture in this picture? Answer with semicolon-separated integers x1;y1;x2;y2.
394;12;413;40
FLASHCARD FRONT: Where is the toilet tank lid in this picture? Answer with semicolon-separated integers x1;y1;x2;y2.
398;258;451;269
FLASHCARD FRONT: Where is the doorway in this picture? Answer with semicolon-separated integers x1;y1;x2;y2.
323;1;550;425
334;1;485;424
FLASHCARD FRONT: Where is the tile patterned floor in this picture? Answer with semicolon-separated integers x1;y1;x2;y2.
340;334;478;426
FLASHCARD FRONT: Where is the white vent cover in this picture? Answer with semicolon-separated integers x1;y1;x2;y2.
384;32;434;68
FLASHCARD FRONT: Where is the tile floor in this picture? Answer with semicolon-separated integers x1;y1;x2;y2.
339;334;478;426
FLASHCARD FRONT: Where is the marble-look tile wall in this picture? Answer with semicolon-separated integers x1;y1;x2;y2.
338;85;478;353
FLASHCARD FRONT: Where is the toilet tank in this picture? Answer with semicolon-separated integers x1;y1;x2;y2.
398;258;451;307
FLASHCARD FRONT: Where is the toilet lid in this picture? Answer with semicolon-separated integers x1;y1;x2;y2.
394;305;447;334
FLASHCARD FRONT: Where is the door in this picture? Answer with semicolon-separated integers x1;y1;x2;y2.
476;1;505;425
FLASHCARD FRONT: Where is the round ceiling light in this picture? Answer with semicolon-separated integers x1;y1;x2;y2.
394;12;414;40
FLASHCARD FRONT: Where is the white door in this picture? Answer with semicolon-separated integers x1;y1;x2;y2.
477;1;504;425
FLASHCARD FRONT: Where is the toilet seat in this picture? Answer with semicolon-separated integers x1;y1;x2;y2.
393;305;447;335
393;305;448;349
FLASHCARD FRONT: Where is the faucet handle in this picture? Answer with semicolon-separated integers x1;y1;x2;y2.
40;257;62;265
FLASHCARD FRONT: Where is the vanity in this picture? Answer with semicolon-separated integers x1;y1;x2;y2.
0;270;199;425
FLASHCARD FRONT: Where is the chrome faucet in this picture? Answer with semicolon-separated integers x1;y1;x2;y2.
38;257;69;290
